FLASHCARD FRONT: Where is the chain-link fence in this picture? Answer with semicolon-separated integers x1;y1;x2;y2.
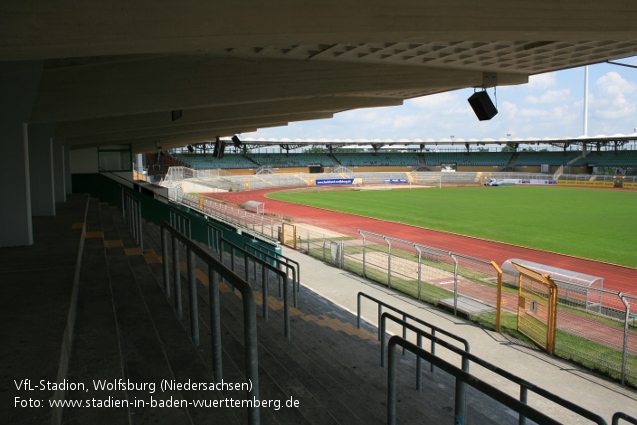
553;287;637;385
169;189;637;387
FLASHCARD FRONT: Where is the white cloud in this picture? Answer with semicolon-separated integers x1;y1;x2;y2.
391;115;422;129
527;73;558;90
591;72;637;120
524;89;571;105
500;101;518;119
596;71;637;95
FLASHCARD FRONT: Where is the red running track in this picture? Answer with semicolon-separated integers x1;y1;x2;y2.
202;187;637;295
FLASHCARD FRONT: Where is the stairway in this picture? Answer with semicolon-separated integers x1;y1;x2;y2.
417;152;427;167
245;156;262;167
506;152;519;167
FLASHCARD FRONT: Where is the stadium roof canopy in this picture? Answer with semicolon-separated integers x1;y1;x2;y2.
234;134;637;149
3;1;637;155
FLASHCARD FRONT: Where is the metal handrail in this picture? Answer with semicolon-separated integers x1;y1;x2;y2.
244;245;279;294
381;313;606;425
206;222;223;252
221;238;291;339
614;412;637;425
255;244;301;293
244;244;299;306
169;208;191;239
356;292;469;361
122;190;143;250
387;336;570;425
380;311;469;379
241;243;290;331
382;312;468;422
161;222;260;425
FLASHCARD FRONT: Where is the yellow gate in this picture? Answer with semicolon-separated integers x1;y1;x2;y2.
512;262;558;355
281;223;297;249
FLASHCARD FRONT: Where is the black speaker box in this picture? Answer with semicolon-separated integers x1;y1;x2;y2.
468;91;498;121
213;137;225;158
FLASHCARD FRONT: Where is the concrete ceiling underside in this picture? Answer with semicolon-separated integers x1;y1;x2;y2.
2;1;637;153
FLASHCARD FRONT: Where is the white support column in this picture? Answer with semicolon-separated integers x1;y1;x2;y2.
53;138;66;203
0;61;43;247
137;153;144;173
29;123;56;216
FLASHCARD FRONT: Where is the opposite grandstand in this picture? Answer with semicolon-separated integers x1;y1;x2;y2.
145;140;637;182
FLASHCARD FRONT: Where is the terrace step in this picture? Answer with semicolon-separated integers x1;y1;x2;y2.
63;199;129;425
64;203;244;424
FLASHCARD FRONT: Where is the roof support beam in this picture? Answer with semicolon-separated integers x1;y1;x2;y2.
31;55;527;123
54;97;402;137
64;112;332;146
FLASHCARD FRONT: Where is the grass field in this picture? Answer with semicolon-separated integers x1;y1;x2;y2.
267;186;637;267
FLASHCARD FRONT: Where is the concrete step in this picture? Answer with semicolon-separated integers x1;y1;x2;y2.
99;203;192;424
221;294;381;424
213;291;350;425
105;204;243;425
63;199;129;425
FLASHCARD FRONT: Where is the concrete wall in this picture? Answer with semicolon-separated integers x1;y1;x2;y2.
181;180;226;194
69;148;99;174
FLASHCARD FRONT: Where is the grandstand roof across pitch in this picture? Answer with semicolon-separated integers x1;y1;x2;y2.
3;1;637;154
238;134;637;148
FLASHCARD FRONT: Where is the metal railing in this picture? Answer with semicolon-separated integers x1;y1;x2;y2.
382;313;606;425
122;189;143;250
256;245;301;293
357;230;501;315
219;237;292;339
242;245;294;305
387;334;606;425
356;292;469;360
245;244;300;297
206;222;223;252
160;222;261;425
387;336;567;425
613;412;637;425
169;208;191;239
380;312;470;422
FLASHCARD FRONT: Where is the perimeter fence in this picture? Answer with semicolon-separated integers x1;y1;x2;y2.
171;190;637;387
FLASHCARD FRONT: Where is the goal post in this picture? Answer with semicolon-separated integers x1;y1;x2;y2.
410;173;442;188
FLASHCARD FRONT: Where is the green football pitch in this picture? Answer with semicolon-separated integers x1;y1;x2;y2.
267;186;637;267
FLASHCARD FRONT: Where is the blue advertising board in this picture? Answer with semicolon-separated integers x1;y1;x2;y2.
316;178;354;186
383;178;409;184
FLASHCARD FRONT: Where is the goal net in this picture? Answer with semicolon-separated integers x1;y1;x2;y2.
409;173;442;188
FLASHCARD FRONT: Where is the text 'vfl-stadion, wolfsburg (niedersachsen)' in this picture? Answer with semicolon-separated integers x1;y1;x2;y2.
2;3;637;425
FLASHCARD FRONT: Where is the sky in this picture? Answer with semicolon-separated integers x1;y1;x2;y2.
242;56;637;143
